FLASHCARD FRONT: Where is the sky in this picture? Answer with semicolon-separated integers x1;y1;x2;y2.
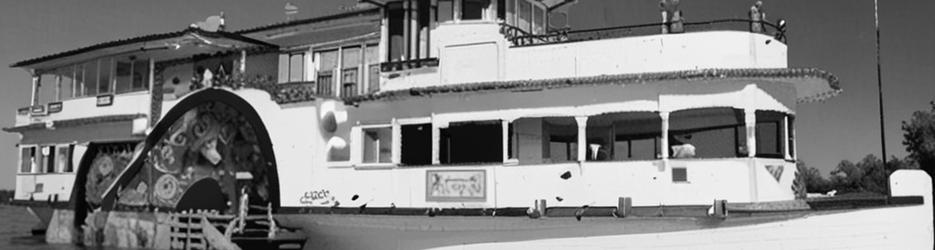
1;0;933;189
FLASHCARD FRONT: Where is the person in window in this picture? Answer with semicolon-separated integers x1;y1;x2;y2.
669;134;695;158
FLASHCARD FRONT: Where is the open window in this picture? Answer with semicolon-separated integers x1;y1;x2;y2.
587;112;661;161
362;126;393;164
401;123;432;165
509;117;577;165
755;110;788;159
20;146;35;173
462;0;490;20
437;0;455;22
115;56;150;94
56;145;74;173
440;121;502;164
669;108;747;159
387;2;406;62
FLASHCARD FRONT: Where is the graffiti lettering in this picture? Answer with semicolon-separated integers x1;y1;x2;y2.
299;189;334;205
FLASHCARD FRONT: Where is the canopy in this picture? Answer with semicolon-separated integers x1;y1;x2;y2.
11;28;277;72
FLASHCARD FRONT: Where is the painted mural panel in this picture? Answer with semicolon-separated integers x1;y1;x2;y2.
426;170;486;202
85;143;139;206
115;101;271;212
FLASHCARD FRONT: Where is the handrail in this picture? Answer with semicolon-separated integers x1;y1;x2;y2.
505;19;786;47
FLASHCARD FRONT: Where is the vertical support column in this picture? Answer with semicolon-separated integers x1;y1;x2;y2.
660;111;670;160
30;73;40;106
745;108;759;202
428;0;435;57
745;108;757;158
431;113;441;165
359;44;366;95
392;119;402;164
453;0;462;22
575;116;587;162
380;8;389;62
502;120;509;162
783;115;791;160
335;47;343;97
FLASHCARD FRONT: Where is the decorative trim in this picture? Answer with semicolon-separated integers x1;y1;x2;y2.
345;68;841;104
2;114;147;133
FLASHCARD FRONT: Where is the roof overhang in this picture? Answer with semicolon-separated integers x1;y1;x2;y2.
11;28;278;72
345;68;841;104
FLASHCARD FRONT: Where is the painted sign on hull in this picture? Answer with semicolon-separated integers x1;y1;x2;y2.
426;170;486;202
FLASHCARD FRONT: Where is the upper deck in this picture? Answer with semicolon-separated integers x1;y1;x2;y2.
5;1;821;131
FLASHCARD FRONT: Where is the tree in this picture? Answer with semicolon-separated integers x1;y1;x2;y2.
827;154;916;195
902;101;935;178
796;161;831;194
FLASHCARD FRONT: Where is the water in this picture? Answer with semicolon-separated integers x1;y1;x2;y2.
0;205;122;250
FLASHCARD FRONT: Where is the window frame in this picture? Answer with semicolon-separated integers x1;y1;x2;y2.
357;124;395;167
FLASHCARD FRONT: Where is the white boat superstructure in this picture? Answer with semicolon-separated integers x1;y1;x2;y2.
5;0;839;215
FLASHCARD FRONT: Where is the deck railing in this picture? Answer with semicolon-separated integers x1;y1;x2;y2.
502;19;785;47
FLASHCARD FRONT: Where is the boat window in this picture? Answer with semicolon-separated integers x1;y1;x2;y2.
56;145;73;173
317;50;338;96
387;2;406;62
669;108;747;159
756;111;787;159
342;47;361;97
440;121;502;164
365;44;380;93
38;74;57;104
20;147;34;173
401;123;432;165
587;112;661;161
98;58;113;94
504;0;515;25
115;57;150;94
288;52;305;83
56;67;75;100
462;0;489;20
82;61;98;96
132;59;150;92
497;0;506;20
362;127;393;164
532;4;545;34
509;117;577;164
437;0;454;22
517;0;532;32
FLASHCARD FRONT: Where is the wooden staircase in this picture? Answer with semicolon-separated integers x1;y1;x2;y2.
169;210;240;250
168;195;306;250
